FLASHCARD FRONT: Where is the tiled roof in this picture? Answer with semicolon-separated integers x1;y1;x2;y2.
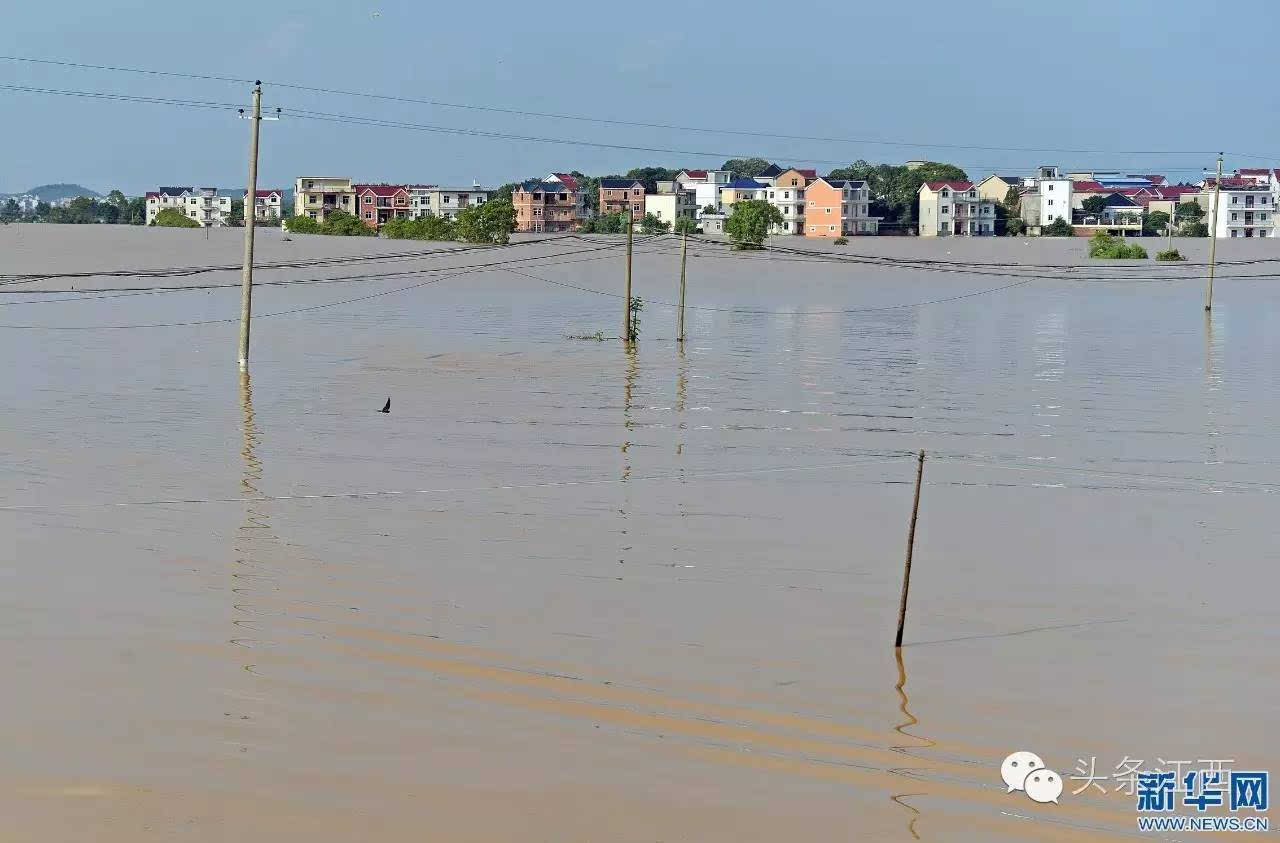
1128;174;1166;184
922;180;974;191
817;178;867;189
726;178;765;189
550;173;579;190
156;186;192;197
1072;181;1105;192
1237;168;1271;176
518;180;566;193
680;169;708;179
1102;193;1140;207
145;191;159;199
599;178;643;189
1206;177;1269;189
248;189;281;198
756;164;784;178
354;183;407;196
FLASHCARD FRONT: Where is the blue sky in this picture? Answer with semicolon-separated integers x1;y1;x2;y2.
2;0;1276;194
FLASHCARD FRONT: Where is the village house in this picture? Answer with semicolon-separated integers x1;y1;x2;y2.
803;177;880;237
245;189;283;222
644;189;697;228
765;168;816;235
146;186;232;227
719;178;767;211
408;185;490;220
513;179;579;232
1204;177;1274;238
917;180;996;236
598;179;645;218
354;184;411;229
293;177;356;222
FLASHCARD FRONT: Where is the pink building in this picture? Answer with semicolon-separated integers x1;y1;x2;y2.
354;184;410;229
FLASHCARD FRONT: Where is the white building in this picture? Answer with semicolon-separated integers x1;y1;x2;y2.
1037;176;1072;229
1205;178;1274;238
917;180;996;236
644;190;697;227
410;185;490;220
146;186;232;226
674;169;733;215
245;189;283;222
765;168;816;235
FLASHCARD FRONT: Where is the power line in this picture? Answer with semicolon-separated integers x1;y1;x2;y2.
4;54;1273;161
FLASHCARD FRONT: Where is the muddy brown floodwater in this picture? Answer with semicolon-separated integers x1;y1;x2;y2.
2;224;1277;841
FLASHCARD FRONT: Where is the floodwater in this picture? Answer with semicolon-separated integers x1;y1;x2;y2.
2;225;1278;840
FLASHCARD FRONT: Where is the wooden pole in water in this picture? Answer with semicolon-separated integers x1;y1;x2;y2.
623;208;634;341
676;230;688;343
894;450;926;649
238;82;262;371
1205;153;1222;313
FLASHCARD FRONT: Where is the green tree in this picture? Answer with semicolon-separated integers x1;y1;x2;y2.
1181;221;1209;237
285;214;321;233
125;196;147;225
572;171;600;214
584;211;627;234
724;199;783;249
673;217;698;235
1176;201;1204;222
1081;195;1108;215
702;204;717;215
320;209;376;236
106;190;127;208
0;199;18;222
454;199;516;244
639;212;670;234
1143;210;1169;236
625;167;680;194
1089;231;1147;259
230;198;245;226
152;207;201;228
719;158;773;179
1042;216;1074;237
382;215;456;241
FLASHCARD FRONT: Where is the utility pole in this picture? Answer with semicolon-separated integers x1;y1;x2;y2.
238;82;263;371
894;450;926;649
1205;153;1223;313
623;208;634;341
676;229;688;343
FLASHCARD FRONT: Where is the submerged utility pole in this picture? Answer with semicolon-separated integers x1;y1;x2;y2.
1205;153;1223;313
894;450;926;649
623;208;634;341
238;82;263;370
676;230;688;343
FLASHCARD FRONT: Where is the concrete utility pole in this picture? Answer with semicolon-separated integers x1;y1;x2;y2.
894;450;926;649
1205;153;1223;313
238;82;263;370
676;230;688;343
623;208;634;341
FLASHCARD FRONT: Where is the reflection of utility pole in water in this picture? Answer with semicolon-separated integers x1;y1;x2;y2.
890;647;934;841
617;344;638;573
232;370;277;649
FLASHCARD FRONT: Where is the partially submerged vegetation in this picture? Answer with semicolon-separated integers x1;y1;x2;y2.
1089;232;1148;259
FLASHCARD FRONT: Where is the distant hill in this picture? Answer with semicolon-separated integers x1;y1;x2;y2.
2;183;103;201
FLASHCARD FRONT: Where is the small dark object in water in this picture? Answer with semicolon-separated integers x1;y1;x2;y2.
378;398;390;414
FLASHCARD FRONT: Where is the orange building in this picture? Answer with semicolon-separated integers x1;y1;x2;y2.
513;179;580;232
803;177;880;237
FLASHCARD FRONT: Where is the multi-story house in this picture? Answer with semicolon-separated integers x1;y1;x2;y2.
675;169;733;214
765;168;816;235
546;173;589;224
145;186;192;224
720;178;767;211
803;177;880;237
917;180;996;236
354;184;411;229
598;179;646;218
513;179;579;232
245;189;283;222
407;185;490;220
294;177;356;222
1205;178;1274;238
146;186;231;227
1073;192;1144;235
644;189;697;228
976;174;1026;205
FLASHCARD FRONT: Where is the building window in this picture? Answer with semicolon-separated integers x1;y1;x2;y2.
941;189;949;197
364;212;372;220
941;205;949;214
1232;212;1238;221
1048;184;1054;191
829;225;835;232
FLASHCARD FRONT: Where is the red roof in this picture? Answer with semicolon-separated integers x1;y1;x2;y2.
1206;177;1267;189
353;183;408;197
923;180;974;191
145;191;159;199
249;189;281;198
681;169;708;179
796;168;818;179
1072;181;1104;192
1238;168;1270;176
551;173;579;190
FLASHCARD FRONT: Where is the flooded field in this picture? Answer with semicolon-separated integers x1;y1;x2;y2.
2;224;1278;840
